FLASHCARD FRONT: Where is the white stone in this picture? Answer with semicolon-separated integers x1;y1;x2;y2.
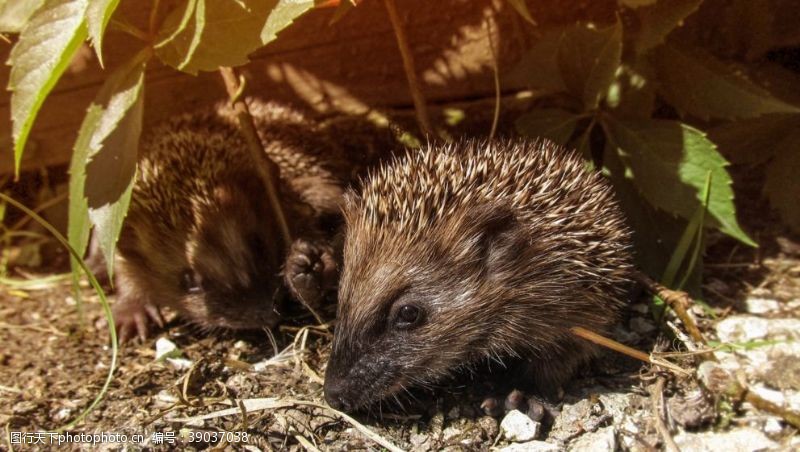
674;427;777;451
763;417;783;435
166;357;193;370
745;298;781;314
500;410;540;442
498;441;559;451
568;426;616;452
155;337;181;360
716;316;769;343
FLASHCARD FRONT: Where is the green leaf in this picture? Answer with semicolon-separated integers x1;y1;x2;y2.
628;0;702;54
156;0;313;75
68;104;102;274
708;113;800;165
8;0;88;176
609;62;656;118
764;131;800;234
603;140;701;290
557;20;623;109
86;0;120;67
515;108;581;145
261;0;314;44
655;44;800;120
0;0;45;32
506;0;536;25
508;27;566;93
604;116;756;246
69;52;146;279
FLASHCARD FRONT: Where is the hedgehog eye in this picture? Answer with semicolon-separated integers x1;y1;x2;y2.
180;269;203;294
394;304;422;329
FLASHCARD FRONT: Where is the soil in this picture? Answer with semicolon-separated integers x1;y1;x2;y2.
1;117;799;451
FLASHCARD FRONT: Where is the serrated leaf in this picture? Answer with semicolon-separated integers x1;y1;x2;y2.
156;0;313;75
0;0;45;32
708;113;800;165
261;0;314;44
603;140;702;291
506;0;535;25
764;131;800;233
86;0;120;67
557;20;622;109
629;0;702;54
68;104;102;273
609;62;656;118
604;116;755;246
69;53;146;279
655;44;800;120
515;108;580;145
8;0;88;176
508;27;566;93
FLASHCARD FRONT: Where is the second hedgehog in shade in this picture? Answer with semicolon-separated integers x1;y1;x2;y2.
324;138;634;413
111;100;396;342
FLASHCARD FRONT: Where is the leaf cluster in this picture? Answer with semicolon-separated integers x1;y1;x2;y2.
512;0;800;284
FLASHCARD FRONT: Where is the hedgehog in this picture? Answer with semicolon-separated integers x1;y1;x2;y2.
323;138;635;413
109;99;396;342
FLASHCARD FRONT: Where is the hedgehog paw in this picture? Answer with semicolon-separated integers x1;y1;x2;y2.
284;238;337;308
480;389;558;421
111;297;164;344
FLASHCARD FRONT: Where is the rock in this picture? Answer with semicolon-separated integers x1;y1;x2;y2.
442;425;462;441
745;298;781;314
154;337;181;360
568;426;616;452
763;417;783;435
668;389;714;428
477;415;499;439
674;427;777;451
715;316;769;343
498;441;560;451
501;409;540;442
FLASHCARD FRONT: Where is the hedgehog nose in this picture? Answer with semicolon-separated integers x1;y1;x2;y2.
324;378;353;412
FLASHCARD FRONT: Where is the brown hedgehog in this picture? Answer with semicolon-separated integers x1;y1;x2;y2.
323;138;634;412
110;99;394;342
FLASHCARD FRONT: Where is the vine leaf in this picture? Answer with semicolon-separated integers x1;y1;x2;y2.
0;0;45;32
655;44;800;120
764;132;800;233
604;117;755;246
508;27;566;93
628;0;702;54
69;53;147;279
86;0;120;67
156;0;314;75
261;0;314;44
8;0;88;176
515;108;581;145
708;113;800;165
505;0;535;25
557;20;622;109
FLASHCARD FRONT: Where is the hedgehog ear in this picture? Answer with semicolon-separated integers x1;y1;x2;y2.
468;204;523;275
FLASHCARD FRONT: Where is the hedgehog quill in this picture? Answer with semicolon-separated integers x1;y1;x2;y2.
324;138;634;413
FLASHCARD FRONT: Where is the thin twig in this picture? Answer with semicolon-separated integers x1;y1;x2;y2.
571;326;691;377
218;67;293;246
485;13;501;140
633;271;708;348
651;377;680;452
383;0;433;137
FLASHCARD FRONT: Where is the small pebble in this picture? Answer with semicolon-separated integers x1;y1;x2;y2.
500;409;540;442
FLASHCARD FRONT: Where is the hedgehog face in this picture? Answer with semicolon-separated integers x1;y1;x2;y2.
120;179;283;331
325;205;522;412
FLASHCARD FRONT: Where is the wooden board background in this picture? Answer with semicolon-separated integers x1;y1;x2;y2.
0;0;615;175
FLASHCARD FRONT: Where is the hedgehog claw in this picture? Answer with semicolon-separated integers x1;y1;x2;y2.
481;389;556;421
111;297;163;344
284;238;337;308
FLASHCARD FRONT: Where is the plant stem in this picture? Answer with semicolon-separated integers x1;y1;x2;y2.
218;67;293;246
383;0;433;137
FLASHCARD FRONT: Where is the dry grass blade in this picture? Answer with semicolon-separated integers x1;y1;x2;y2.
634;271;709;348
571;326;691;377
650;377;680;452
168;398;405;452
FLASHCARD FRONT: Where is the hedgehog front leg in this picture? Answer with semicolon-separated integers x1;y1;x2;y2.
112;263;165;343
283;238;338;309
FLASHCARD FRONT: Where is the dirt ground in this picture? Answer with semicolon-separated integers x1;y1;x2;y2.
1;119;800;451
